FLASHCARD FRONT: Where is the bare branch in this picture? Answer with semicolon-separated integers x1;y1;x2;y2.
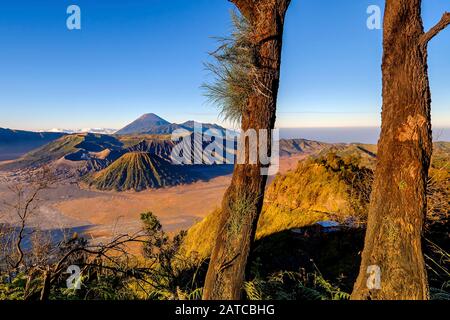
52;232;146;275
12;174;50;270
421;12;450;46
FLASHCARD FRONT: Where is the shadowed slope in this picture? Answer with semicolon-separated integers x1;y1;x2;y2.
0;133;123;171
0;128;65;161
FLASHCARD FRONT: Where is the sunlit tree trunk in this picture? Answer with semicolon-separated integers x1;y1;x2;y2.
203;0;291;300
352;1;449;300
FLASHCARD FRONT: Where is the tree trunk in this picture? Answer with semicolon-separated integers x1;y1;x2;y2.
203;0;290;300
352;0;449;300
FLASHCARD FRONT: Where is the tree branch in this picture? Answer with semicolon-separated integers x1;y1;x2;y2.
13;186;44;270
421;12;450;46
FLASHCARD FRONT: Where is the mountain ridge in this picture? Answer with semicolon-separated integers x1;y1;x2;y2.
0;128;66;161
115;113;171;135
0;133;124;173
115;113;227;135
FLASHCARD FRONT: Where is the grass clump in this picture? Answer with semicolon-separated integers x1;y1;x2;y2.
202;11;255;123
244;270;350;301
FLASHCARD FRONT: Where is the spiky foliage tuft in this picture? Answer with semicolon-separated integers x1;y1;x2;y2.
202;11;255;124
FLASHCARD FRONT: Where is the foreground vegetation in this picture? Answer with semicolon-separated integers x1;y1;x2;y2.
1;143;448;300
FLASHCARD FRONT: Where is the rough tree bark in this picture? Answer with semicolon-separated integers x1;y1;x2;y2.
203;0;291;300
352;1;450;300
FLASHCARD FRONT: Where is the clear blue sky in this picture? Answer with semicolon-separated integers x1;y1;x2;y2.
0;0;449;131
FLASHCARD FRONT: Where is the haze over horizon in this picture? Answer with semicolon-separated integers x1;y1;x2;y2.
0;1;449;131
2;111;449;145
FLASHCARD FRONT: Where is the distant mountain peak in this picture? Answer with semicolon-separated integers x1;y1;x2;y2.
115;113;171;135
115;114;226;136
138;113;169;122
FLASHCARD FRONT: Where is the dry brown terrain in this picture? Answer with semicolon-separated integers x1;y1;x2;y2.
0;156;305;244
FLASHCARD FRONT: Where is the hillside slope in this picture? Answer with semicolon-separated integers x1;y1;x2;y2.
86;152;195;191
279;139;329;157
182;153;373;258
181;142;450;259
0;133;123;172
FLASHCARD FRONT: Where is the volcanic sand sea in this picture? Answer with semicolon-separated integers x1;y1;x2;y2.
0;155;306;246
